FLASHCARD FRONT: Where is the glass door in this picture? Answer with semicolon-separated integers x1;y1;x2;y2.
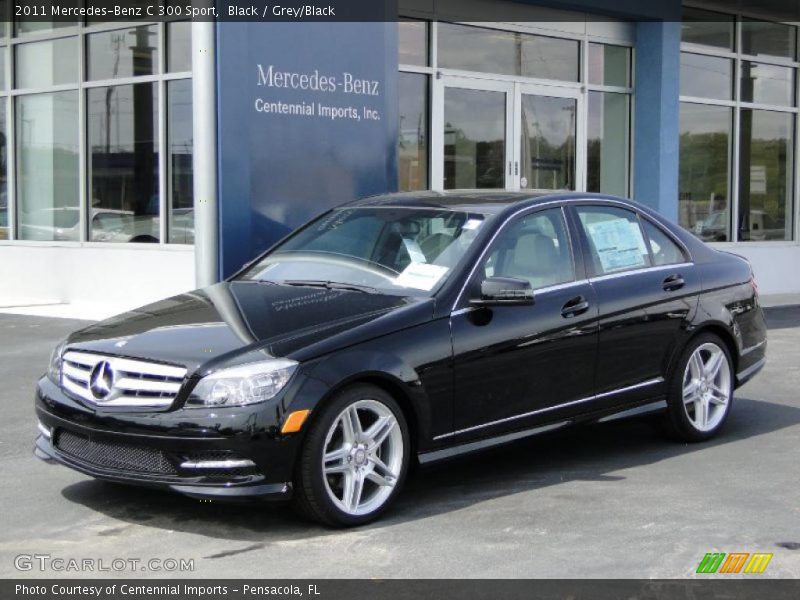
435;76;514;190
514;84;583;192
432;77;584;192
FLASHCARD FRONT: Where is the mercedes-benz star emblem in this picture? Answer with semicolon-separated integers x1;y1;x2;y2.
88;361;114;400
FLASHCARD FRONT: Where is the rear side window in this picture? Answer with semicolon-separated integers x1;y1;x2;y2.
576;206;651;275
642;220;687;266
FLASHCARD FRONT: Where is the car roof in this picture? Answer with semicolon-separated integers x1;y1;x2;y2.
344;190;631;215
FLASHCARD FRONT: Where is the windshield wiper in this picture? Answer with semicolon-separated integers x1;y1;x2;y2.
280;280;378;294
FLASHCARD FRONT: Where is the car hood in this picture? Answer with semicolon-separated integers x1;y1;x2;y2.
66;281;433;373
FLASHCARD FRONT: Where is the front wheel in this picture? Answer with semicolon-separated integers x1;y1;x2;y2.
665;334;734;442
292;384;410;527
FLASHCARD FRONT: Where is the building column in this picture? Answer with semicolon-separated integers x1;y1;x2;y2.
191;21;219;287
633;20;681;221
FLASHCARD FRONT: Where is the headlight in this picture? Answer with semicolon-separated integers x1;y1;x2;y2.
48;340;66;384
186;358;297;407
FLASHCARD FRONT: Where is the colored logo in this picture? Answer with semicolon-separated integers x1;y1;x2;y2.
88;361;115;400
697;552;773;574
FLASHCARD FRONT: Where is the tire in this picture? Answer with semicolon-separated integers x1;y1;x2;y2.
292;384;410;527
664;333;734;442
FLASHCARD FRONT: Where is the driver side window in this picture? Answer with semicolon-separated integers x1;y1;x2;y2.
483;208;575;290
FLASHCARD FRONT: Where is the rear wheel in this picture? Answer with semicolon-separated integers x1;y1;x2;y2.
665;334;734;442
292;384;409;527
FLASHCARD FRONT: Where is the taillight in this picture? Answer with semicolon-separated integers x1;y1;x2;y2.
750;269;759;294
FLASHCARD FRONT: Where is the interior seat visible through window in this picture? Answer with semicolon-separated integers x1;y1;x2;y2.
483;208;574;290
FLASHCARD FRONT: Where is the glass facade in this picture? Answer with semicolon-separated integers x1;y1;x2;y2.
0;18;193;244
397;21;632;195
680;7;796;242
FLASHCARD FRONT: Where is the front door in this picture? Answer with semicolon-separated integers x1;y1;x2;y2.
434;77;584;192
448;206;598;439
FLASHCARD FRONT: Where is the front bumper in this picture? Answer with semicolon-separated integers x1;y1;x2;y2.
34;376;303;502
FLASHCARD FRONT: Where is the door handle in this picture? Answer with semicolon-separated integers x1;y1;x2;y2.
662;274;685;292
561;295;590;318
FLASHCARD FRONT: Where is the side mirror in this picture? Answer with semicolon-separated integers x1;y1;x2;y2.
470;276;534;307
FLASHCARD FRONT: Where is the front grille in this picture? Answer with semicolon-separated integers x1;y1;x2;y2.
61;350;187;409
55;430;177;475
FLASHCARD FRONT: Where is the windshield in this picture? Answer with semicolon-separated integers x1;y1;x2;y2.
238;207;490;295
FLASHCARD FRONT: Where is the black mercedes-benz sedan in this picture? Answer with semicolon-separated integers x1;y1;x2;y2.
34;192;767;526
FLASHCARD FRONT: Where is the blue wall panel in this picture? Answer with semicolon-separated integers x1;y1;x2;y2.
633;19;681;220
216;21;398;278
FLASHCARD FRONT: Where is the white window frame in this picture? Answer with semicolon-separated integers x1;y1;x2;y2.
681;2;800;245
398;19;634;197
0;19;193;248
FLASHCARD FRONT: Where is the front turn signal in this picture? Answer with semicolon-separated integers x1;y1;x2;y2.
281;409;311;434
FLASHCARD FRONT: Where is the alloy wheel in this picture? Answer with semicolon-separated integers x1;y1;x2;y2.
682;342;732;432
321;399;404;516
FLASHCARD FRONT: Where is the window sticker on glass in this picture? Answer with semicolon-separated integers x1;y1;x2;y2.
462;219;484;231
395;263;449;291
586;219;647;273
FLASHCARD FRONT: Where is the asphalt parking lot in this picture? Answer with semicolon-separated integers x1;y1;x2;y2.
1;308;798;579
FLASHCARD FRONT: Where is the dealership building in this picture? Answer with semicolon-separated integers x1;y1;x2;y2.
1;0;799;318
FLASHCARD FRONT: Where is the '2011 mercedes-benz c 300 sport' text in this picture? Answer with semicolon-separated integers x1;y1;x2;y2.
34;192;767;526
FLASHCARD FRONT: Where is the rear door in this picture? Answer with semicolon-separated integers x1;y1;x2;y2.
570;203;699;407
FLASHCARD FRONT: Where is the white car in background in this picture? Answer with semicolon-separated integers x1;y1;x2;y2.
18;208;159;243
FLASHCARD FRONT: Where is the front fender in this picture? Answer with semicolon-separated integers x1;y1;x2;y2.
304;349;434;452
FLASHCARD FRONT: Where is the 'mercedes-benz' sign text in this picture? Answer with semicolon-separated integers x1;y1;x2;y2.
257;64;380;96
254;64;382;123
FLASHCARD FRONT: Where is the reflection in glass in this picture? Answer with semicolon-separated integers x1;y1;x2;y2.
15;19;76;36
587;92;629;197
0;47;5;90
0;0;7;39
438;23;578;81
167;21;192;73
87;26;158;81
738;109;793;241
398;72;428;191
740;61;795;107
679;103;731;241
741;18;796;59
588;43;630;87
398;19;428;66
520;95;576;191
168;80;194;244
439;23;516;75
16;92;79;241
680;52;732;100
0;103;6;240
88;83;159;243
681;8;734;50
520;35;579;82
444;88;505;189
15;38;78;89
